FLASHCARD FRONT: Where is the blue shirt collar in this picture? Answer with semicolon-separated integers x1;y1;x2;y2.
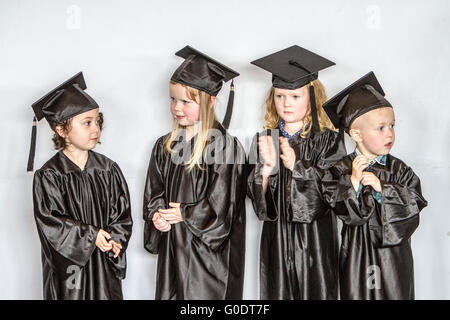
279;119;309;141
354;148;387;166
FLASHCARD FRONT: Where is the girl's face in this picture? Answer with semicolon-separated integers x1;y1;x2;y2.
58;108;101;152
169;82;200;127
354;107;395;157
274;86;310;124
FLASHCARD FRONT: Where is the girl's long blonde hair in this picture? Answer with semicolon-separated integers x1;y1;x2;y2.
263;79;336;136
164;81;217;171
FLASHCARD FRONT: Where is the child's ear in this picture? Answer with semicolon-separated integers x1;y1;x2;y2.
209;96;216;108
349;128;363;143
54;125;66;138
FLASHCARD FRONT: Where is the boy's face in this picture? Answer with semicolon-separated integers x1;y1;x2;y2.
58;108;101;151
274;86;309;125
350;107;395;157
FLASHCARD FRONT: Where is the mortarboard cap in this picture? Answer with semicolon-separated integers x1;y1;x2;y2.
171;45;239;96
31;72;98;127
251;45;335;90
323;71;392;133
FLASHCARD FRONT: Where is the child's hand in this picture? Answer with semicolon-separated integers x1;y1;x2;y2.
159;202;184;225
152;211;171;232
351;155;369;191
352;155;369;180
279;137;295;171
96;229;113;252
258;135;277;175
361;172;382;193
109;240;123;258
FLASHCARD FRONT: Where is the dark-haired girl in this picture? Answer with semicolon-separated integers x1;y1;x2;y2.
30;72;133;299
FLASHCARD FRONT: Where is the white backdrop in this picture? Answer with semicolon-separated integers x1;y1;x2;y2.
0;0;449;299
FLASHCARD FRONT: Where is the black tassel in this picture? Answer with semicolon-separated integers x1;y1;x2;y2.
27;117;37;172
309;84;320;134
256;131;260;164
222;80;234;130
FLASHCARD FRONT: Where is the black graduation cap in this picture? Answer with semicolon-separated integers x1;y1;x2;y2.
27;72;99;172
171;45;239;129
251;45;335;134
322;71;392;133
251;45;335;90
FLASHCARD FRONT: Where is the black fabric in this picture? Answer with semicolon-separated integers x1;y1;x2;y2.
247;128;346;299
251;45;335;90
32;150;133;299
143;123;247;299
317;153;427;299
221;80;234;129
27;117;37;172
171;46;239;96
309;85;320;134
323;71;392;133
272;73;317;90
31;72;98;126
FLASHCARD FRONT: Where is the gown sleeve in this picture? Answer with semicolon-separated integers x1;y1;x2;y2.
180;136;247;251
247;132;279;221
33;170;100;267
322;159;428;247
375;164;428;247
143;138;167;254
321;166;377;226
104;163;133;279
289;130;347;223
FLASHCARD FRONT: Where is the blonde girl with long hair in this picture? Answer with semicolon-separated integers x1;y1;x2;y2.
143;46;247;299
247;46;347;300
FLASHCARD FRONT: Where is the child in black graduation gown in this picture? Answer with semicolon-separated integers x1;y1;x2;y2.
143;46;247;299
29;72;133;300
307;72;428;299
247;46;346;299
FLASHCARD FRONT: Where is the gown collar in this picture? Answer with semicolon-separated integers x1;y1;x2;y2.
354;147;387;166
279;119;309;142
59;150;92;172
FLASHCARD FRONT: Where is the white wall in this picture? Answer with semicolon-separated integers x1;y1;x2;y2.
0;0;448;299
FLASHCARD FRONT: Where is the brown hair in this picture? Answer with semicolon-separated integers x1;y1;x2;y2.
263;79;336;136
165;81;217;172
52;112;104;150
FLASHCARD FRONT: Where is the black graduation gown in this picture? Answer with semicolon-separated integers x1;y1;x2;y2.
32;150;133;300
321;153;428;299
247;128;346;299
143;124;247;300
